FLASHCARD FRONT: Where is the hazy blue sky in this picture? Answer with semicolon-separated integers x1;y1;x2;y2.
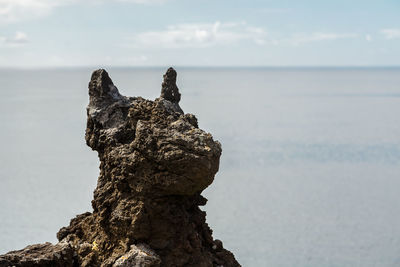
0;0;399;67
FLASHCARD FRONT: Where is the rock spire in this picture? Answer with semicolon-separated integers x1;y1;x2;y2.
0;68;240;267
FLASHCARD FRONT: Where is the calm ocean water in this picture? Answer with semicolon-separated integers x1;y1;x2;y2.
1;68;400;266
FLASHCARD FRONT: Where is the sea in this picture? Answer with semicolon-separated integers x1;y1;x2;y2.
0;67;400;267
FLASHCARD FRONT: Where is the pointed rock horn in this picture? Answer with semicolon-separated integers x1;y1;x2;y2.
161;67;181;103
88;69;122;102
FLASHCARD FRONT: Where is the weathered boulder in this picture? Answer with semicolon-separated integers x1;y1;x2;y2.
0;242;74;267
0;68;240;267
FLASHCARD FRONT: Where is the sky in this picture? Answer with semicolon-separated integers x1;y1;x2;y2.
0;0;399;67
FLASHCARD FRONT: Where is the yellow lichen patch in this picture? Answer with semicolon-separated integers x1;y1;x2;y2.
92;241;99;251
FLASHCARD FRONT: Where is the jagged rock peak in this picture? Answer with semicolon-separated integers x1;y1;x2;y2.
161;67;181;104
89;69;122;103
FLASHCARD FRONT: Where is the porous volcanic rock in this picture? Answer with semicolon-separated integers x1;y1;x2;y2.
0;68;240;267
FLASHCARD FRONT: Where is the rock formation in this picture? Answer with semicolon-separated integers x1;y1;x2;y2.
0;68;240;267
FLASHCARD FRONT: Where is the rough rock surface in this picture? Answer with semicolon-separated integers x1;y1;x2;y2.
0;68;240;267
0;242;74;267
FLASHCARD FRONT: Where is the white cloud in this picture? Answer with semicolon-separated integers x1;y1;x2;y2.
289;32;358;45
365;34;372;42
381;29;400;40
0;0;70;24
128;21;268;48
0;0;168;24
0;31;29;46
127;26;362;49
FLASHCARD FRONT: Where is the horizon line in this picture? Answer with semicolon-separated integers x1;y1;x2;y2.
1;65;400;70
